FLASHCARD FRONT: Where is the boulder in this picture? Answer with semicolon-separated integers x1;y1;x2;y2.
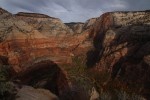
16;86;59;100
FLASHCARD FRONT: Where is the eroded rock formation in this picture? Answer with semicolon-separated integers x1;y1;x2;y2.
65;22;84;34
0;7;150;99
86;11;150;98
0;8;92;73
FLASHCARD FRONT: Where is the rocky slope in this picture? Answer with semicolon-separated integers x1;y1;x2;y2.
0;8;94;99
0;7;150;99
86;11;150;99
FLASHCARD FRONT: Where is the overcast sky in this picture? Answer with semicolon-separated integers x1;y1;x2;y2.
0;0;150;22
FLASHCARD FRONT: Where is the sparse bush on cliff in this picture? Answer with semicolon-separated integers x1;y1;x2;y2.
63;55;146;100
62;55;93;100
70;56;93;90
99;89;146;100
0;65;15;100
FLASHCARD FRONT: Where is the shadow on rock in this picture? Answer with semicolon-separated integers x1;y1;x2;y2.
13;60;70;97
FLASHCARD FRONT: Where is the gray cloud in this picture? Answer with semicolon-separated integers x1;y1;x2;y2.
0;0;150;22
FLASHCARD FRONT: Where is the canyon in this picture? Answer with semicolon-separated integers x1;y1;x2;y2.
0;7;150;100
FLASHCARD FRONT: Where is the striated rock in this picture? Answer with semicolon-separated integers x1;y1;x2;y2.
0;10;92;73
15;12;73;36
0;7;150;99
86;11;150;98
16;12;52;18
0;8;94;100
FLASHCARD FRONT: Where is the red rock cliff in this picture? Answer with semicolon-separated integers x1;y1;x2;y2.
86;11;150;98
0;9;92;73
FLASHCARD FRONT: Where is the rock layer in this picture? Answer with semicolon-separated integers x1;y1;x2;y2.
0;7;150;99
86;11;150;98
15;12;73;36
0;9;92;73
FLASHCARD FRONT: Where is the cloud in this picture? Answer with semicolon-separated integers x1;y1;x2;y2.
0;0;150;22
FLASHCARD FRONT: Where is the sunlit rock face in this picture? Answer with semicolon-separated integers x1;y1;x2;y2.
0;8;93;73
15;12;74;36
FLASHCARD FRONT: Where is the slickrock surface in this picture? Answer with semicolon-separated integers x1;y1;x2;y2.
16;86;59;100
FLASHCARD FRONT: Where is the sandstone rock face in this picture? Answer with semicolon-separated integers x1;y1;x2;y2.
16;86;59;100
83;18;97;32
0;7;11;18
0;10;92;73
86;11;150;98
15;12;73;36
0;9;93;100
65;18;97;36
14;60;70;96
0;7;150;99
113;11;150;26
65;22;84;34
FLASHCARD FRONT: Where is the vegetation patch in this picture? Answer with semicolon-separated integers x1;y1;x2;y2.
0;64;16;100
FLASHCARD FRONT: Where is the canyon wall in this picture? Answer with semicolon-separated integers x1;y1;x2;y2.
0;7;150;99
86;11;150;98
0;8;93;73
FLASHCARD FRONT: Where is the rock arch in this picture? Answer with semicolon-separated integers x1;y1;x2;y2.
13;60;70;96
